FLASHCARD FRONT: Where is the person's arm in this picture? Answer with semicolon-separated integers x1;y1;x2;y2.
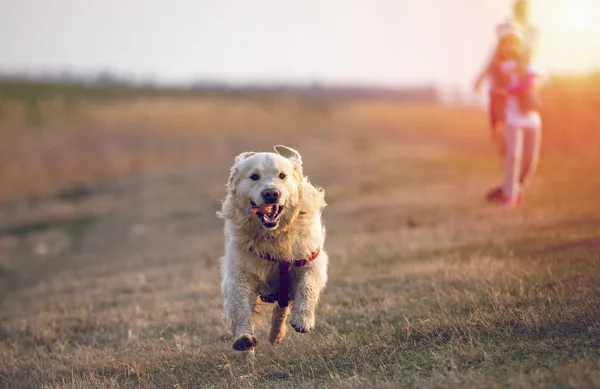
474;23;504;92
473;52;495;92
489;87;507;96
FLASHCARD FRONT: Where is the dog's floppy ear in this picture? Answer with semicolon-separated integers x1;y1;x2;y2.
274;145;302;167
235;151;256;164
227;151;256;192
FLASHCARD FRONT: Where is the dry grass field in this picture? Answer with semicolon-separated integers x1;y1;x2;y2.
0;81;599;388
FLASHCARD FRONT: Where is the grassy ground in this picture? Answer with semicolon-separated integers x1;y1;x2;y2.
0;95;599;388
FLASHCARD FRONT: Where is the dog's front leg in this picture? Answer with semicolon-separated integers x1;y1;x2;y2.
290;262;327;333
223;281;258;351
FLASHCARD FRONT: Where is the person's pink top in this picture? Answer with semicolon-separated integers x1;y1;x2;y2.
506;73;538;94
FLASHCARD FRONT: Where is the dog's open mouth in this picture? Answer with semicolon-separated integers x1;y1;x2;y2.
247;202;284;229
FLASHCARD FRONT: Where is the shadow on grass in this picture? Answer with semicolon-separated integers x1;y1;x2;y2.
0;215;96;305
0;214;95;243
537;237;600;254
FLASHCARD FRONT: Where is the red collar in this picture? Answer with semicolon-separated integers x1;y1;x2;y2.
248;247;320;308
248;247;320;268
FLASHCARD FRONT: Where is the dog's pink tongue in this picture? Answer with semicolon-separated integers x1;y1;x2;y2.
247;205;258;216
247;204;277;217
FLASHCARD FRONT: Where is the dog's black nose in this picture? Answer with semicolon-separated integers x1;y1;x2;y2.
262;188;280;204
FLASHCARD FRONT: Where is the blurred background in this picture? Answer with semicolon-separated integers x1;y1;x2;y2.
0;0;599;200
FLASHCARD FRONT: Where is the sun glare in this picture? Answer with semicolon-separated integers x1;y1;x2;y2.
565;1;596;32
535;0;600;74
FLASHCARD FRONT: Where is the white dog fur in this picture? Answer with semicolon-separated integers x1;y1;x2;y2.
217;145;328;351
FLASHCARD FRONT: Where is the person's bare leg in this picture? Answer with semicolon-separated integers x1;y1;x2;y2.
494;122;507;158
485;122;507;203
502;125;523;202
519;126;542;187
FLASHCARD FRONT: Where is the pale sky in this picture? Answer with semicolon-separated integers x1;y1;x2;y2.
1;0;599;88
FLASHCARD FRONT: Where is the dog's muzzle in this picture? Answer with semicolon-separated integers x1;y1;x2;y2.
247;202;284;229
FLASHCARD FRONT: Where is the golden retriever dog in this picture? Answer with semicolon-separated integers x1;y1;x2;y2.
217;145;328;351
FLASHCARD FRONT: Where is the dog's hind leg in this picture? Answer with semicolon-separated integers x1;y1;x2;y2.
268;303;290;344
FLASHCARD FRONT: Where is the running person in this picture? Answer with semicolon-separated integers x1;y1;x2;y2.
489;24;543;207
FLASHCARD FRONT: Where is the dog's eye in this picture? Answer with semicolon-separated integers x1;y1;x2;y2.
279;173;286;179
250;174;260;181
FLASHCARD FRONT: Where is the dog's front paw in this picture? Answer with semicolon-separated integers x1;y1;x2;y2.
290;313;315;334
232;334;257;351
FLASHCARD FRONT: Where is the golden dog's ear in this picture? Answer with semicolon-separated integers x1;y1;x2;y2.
235;151;257;164
274;145;302;167
227;152;256;192
227;166;239;193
